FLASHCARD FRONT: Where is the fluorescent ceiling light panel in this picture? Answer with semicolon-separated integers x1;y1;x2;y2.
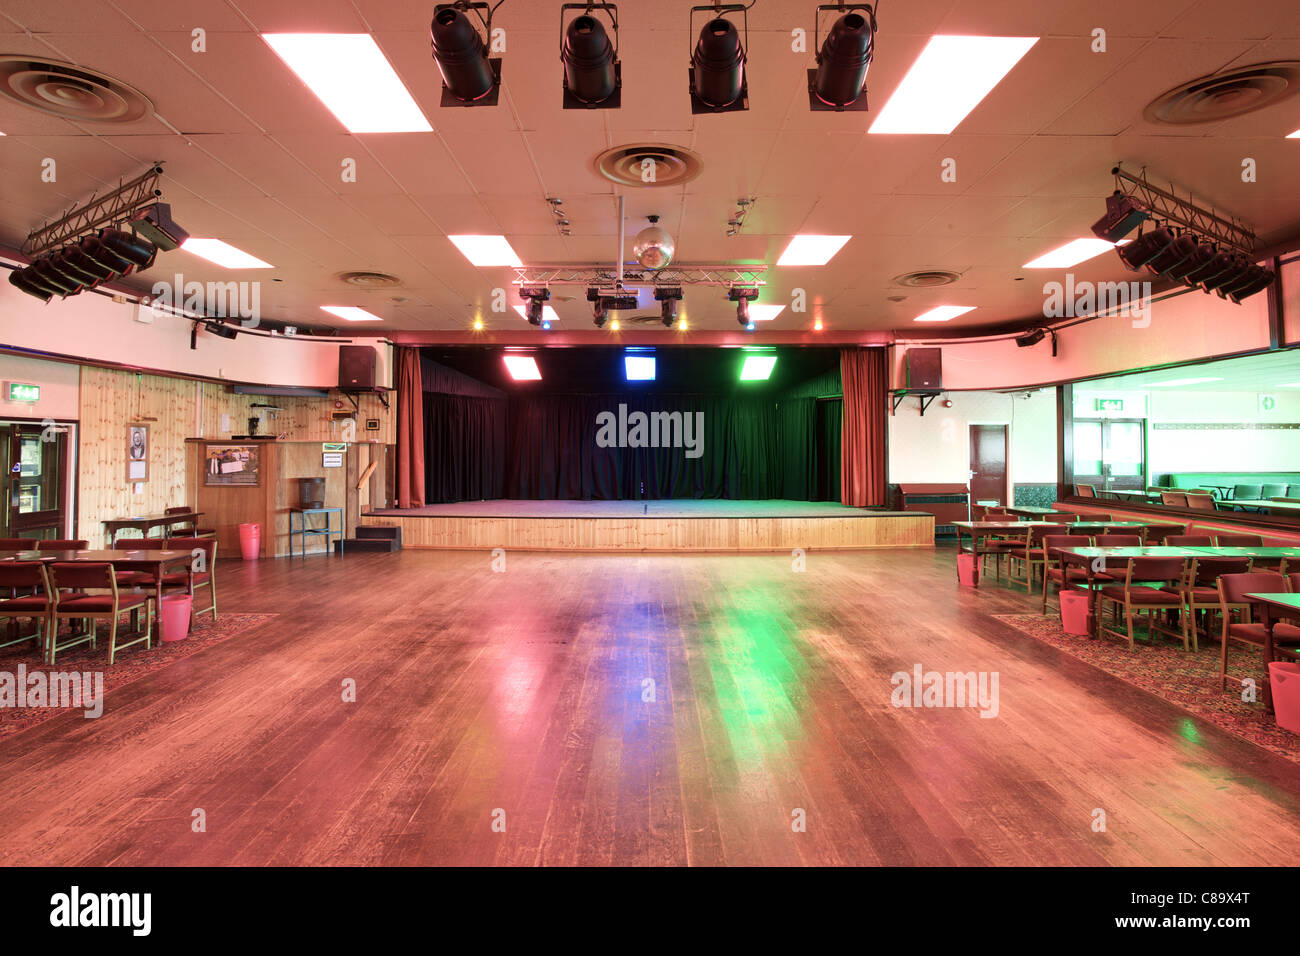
512;304;560;323
914;305;976;322
869;35;1039;135
777;235;851;266
1149;377;1222;387
449;235;523;267
1288;128;1300;139
181;238;273;269
503;355;541;380
739;355;777;381
1023;238;1119;269
624;355;656;381
320;306;383;322
262;34;431;133
748;304;787;321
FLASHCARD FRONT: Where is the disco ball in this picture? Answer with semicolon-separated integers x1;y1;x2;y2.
633;224;675;270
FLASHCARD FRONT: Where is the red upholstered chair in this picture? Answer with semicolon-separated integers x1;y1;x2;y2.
1216;534;1264;546
111;537;172;588
165;506;215;539
1142;523;1187;543
0;561;52;654
37;539;88;551
1040;534;1096;614
1097;557;1188;651
1165;534;1213;546
1074;484;1097;497
1094;534;1141;546
1044;513;1078;523
47;563;152;665
1290;573;1300;592
1177;557;1252;649
0;538;38;550
1216;572;1300;691
164;537;218;624
1007;524;1056;593
1078;513;1111;521
1161;491;1188;507
1185;493;1216;512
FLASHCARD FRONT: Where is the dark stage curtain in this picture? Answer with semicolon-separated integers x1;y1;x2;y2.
817;398;842;502
840;347;888;507
396;346;425;508
423;393;508;503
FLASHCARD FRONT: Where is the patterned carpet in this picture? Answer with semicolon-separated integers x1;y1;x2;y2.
0;612;275;741
994;610;1300;763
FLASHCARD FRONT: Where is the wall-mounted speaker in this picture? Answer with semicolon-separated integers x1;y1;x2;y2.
339;345;377;391
905;347;942;390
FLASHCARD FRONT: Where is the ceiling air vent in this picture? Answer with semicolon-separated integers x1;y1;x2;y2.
593;143;704;188
1145;61;1300;125
893;270;961;288
338;271;402;289
0;56;152;123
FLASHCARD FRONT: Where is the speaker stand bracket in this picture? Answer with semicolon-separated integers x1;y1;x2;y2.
891;390;938;416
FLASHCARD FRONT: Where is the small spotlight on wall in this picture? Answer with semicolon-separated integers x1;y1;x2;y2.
431;2;501;106
689;6;749;113
561;4;621;109
808;5;876;112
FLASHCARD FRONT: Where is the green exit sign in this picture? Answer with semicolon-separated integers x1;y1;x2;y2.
7;382;39;403
1095;398;1124;412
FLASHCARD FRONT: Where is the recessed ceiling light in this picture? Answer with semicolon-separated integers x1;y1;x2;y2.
262;34;432;133
739;355;777;381
181;238;273;269
449;235;522;267
321;305;383;322
512;304;560;323
1288;128;1300;138
624;355;656;381
748;304;787;321
869;35;1039;135
1149;377;1223;387
777;235;851;266
914;305;976;322
1023;238;1120;269
503;355;541;380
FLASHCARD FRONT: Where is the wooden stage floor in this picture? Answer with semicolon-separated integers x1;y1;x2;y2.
1;547;1297;866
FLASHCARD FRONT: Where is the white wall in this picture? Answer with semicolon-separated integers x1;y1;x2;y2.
889;388;1057;489
0;352;80;420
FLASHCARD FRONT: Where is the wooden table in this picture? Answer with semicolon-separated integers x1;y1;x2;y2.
102;511;204;540
3;548;194;618
1055;546;1202;637
1222;499;1300;515
1004;506;1065;517
1242;592;1300;711
1188;546;1300;564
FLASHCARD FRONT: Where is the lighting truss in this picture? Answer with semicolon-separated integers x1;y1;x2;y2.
21;164;165;257
512;264;768;289
1110;164;1258;256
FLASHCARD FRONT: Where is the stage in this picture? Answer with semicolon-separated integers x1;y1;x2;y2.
362;499;934;552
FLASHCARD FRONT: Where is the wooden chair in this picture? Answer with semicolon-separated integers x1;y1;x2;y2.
1185;493;1216;511
111;537;172;589
0;562;52;654
1161;491;1188;507
1094;534;1141;546
1177;557;1252;651
47;563;152;665
37;539;88;551
1043;513;1077;523
1074;484;1097;497
1289;573;1300;592
1077;513;1111;521
1216;572;1300;691
1216;534;1264;546
165;505;216;539
1142;523;1187;544
164;537;218;624
1096;557;1188;651
1007;525;1055;593
1040;534;1095;614
0;538;38;550
1165;534;1213;546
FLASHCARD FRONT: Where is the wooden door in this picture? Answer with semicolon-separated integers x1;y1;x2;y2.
968;424;1008;506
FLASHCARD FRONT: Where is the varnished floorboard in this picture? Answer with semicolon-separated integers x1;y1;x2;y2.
1;547;1298;866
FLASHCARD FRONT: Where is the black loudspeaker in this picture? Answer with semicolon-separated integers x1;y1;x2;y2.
906;348;942;390
339;345;377;390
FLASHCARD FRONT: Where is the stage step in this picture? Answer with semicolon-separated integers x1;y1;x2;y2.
356;525;402;547
334;536;399;554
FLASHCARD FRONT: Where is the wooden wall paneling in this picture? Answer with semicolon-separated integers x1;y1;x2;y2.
190;440;278;558
276;442;349;556
198;385;394;444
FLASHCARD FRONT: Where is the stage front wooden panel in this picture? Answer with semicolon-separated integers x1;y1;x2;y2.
360;512;933;552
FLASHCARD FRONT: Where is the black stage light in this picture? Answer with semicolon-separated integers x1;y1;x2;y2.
204;320;239;340
31;257;83;296
7;268;54;302
561;5;620;109
521;286;550;326
100;228;158;270
1215;262;1266;300
431;3;501;107
809;7;875;112
130;202;190;251
1181;249;1235;288
81;232;136;274
1143;233;1197;277
689;11;748;113
61;243;119;283
1015;329;1046;348
16;263;64;298
1116;226;1174;271
1090;192;1148;242
50;245;104;287
1225;265;1275;303
654;286;683;327
1162;240;1213;283
728;286;758;326
592;298;607;328
1200;254;1251;294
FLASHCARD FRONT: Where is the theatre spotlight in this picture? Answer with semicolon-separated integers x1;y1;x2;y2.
809;5;876;111
1142;232;1197;277
1180;249;1235;289
203;319;239;340
729;286;759;327
1199;253;1252;295
654;286;683;327
1014;329;1045;348
561;4;621;109
7;267;54;302
31;256;83;296
689;7;749;113
522;287;550;326
431;2;501;107
130;202;190;251
1090;192;1148;243
1161;239;1213;284
1115;226;1174;272
591;297;607;328
1222;263;1275;302
49;245;105;287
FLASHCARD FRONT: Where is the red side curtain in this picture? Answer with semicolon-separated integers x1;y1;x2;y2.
396;347;425;508
840;347;887;507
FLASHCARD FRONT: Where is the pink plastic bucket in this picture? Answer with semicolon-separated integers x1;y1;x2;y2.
160;593;192;642
1270;662;1300;734
1059;590;1091;635
239;522;260;560
957;554;979;586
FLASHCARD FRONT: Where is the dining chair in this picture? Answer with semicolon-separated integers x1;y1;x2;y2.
1184;493;1216;512
1093;534;1141;546
0;562;52;654
1289;573;1300;592
47;562;152;665
0;538;38;550
1232;483;1262;501
164;537;218;624
37;539;89;551
1078;513;1111;521
1161;491;1188;507
1261;483;1289;499
1215;534;1264;547
1044;513;1078;523
1216;572;1300;691
1142;524;1187;544
111;537;172;588
1040;534;1096;614
165;506;216;539
1165;535;1213;546
1178;557;1252;651
1074;484;1097;497
1096;557;1189;651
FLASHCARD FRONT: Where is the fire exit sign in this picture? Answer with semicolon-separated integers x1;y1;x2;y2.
1094;398;1124;412
7;382;39;403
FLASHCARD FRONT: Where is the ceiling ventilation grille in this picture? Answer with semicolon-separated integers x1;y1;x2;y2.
0;56;152;123
1145;61;1300;125
338;271;402;289
893;270;961;288
593;143;704;188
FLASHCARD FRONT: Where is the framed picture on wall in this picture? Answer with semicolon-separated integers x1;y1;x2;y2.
204;443;261;486
127;424;149;482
